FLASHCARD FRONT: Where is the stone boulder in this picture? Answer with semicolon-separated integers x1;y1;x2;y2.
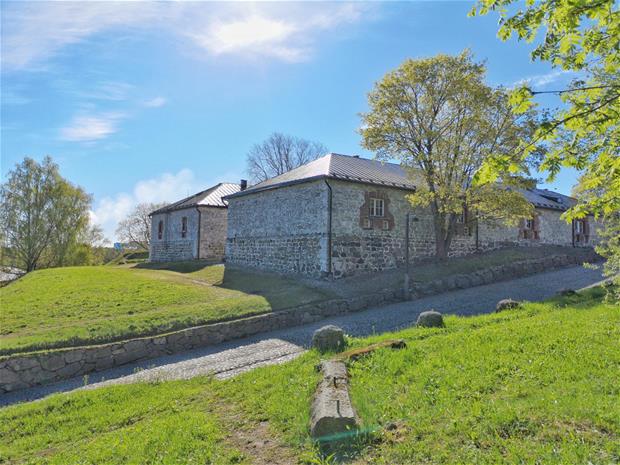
416;310;444;328
312;325;346;353
495;299;521;312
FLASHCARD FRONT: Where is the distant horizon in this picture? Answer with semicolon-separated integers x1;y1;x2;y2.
1;1;581;241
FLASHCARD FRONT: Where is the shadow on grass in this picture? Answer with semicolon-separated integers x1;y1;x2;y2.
135;260;220;273
136;260;334;311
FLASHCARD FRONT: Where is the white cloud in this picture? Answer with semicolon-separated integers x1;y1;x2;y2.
91;169;243;242
60;113;125;142
192;15;303;61
1;2;163;72
143;96;167;108
514;70;572;88
2;3;368;71
90;169;202;242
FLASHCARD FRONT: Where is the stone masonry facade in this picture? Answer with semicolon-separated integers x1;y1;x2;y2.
226;178;601;278
150;206;228;262
226;180;330;275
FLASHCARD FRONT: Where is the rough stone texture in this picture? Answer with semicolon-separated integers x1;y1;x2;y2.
150;206;229;262
0;251;599;394
312;325;346;352
310;360;358;441
226;180;329;275
496;299;521;312
199;207;228;260
225;177;602;278
416;310;445;328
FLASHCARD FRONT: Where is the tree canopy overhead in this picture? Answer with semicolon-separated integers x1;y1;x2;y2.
361;51;538;259
471;0;619;220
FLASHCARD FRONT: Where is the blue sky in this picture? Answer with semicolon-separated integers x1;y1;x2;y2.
1;1;580;241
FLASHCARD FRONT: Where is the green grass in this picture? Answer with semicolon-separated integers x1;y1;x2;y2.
0;379;247;465
1;288;618;464
0;263;334;355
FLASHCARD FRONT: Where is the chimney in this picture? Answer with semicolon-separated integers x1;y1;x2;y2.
352;155;360;158
240;179;247;191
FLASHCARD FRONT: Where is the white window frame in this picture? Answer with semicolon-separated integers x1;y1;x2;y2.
574;220;584;234
370;198;384;217
181;216;188;238
382;220;390;231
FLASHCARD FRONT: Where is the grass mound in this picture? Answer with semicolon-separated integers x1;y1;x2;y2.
0;264;333;355
1;288;617;464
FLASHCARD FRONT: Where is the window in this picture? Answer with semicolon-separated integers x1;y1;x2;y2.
382;220;390;231
363;218;372;229
157;220;164;240
575;220;584;234
181;217;188;238
369;198;384;217
525;218;534;230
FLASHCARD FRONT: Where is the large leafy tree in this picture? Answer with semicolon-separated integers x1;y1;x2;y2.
0;157;92;271
361;51;538;259
471;0;619;295
246;132;327;183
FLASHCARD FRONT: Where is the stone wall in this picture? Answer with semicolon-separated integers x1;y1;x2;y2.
0;250;598;394
328;180;599;277
199;207;228;261
149;207;230;263
226;181;330;275
149;209;199;262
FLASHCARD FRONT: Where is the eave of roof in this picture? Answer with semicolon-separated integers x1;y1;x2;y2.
149;182;240;215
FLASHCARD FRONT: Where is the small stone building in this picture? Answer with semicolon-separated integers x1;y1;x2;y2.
149;182;241;262
224;153;600;278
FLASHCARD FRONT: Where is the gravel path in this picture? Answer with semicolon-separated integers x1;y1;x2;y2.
0;265;604;407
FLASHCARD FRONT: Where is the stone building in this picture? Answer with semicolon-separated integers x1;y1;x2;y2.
224;153;600;278
149;182;242;262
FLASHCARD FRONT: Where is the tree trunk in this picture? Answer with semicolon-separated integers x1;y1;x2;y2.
431;205;449;261
431;207;457;261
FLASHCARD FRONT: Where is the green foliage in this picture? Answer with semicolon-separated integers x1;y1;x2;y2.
2;289;617;464
0;264;333;354
471;0;620;301
0;157;97;271
360;51;539;258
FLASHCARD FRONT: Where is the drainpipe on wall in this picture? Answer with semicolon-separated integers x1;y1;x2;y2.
196;207;202;259
324;178;333;277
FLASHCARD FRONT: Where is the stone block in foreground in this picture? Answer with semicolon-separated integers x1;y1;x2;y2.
310;360;358;441
495;299;521;312
312;325;346;353
416;310;445;328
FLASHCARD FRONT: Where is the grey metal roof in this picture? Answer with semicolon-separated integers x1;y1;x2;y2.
150;182;241;215
227;153;417;198
522;188;577;211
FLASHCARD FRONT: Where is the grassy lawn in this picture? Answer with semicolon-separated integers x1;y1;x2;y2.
1;288;618;464
0;263;334;355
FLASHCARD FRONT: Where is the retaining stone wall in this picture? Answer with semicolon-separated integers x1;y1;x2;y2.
0;250;599;394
